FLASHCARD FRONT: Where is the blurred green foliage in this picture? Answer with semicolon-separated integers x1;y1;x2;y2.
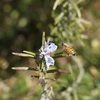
0;0;100;100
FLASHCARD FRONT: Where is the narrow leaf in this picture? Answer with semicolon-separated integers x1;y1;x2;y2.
58;69;71;74
53;0;60;10
23;50;36;56
42;32;46;46
47;69;57;73
12;67;38;71
12;67;29;70
71;1;81;18
12;52;34;58
55;12;64;24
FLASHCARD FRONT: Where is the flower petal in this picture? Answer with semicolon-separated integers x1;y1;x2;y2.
48;43;57;52
44;42;57;54
44;55;54;68
39;42;57;54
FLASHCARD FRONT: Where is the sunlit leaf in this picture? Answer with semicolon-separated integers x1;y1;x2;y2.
23;50;36;56
42;32;46;46
53;0;60;10
12;67;38;71
12;67;29;70
55;12;64;24
12;52;35;58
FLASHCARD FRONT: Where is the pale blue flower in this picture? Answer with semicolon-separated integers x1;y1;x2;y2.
39;41;57;68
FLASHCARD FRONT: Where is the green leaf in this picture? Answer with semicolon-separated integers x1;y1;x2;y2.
55;12;64;24
53;0;60;10
12;52;35;58
23;50;36;56
42;32;46;46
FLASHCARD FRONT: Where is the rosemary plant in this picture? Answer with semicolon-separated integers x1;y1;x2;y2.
12;32;72;100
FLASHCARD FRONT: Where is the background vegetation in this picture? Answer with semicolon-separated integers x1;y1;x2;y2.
0;0;100;100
